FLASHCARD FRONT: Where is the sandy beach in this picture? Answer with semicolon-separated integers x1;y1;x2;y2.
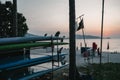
62;49;120;66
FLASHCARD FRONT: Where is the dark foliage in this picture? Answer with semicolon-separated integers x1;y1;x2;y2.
78;63;120;80
0;1;28;38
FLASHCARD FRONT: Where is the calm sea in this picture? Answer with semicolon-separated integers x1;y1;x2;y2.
60;39;120;52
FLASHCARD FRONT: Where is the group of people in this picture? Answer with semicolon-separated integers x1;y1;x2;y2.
82;42;101;62
92;42;101;56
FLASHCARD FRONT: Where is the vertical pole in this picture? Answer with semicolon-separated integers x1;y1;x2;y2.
57;38;59;67
13;0;18;37
107;50;109;63
100;0;105;65
51;35;54;80
69;0;76;80
82;29;86;47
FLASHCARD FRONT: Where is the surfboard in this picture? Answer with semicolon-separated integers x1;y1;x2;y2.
0;42;68;51
0;36;63;45
0;53;67;71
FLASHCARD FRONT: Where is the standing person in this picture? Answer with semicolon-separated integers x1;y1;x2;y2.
107;42;110;62
92;42;97;56
97;48;100;56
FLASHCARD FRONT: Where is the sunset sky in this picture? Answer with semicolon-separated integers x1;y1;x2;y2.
1;0;120;38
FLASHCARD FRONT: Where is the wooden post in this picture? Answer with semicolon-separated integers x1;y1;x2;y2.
69;0;76;80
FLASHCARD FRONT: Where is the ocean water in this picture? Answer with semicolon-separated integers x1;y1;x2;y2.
60;39;120;52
